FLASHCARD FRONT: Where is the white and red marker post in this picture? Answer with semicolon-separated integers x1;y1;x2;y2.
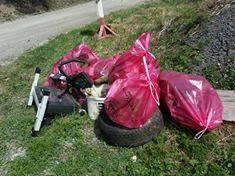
96;0;117;39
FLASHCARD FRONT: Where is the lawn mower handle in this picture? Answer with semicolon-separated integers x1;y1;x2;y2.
58;58;86;79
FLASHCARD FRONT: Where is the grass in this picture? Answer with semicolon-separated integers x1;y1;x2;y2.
0;0;234;175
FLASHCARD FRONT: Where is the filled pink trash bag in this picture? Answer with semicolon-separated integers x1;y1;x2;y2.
44;43;100;89
93;54;121;79
105;32;161;128
158;71;223;138
44;43;118;105
44;43;119;87
108;32;160;84
105;74;160;128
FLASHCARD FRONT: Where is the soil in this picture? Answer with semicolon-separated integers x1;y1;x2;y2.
0;2;23;22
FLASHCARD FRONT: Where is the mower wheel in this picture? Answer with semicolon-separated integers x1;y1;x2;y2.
97;108;164;147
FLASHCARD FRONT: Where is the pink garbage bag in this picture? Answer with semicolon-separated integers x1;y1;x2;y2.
158;71;223;138
44;43;100;89
105;32;161;128
105;74;160;128
44;43;101;105
93;54;120;78
108;32;160;84
44;43;119;105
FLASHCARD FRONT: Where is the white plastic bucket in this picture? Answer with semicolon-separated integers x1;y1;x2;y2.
86;96;105;120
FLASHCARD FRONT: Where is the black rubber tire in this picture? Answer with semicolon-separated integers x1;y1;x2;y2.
97;108;164;147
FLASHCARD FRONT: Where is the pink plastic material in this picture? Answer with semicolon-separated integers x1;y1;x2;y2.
158;71;223;138
105;74;160;128
44;43;120;89
44;43;119;105
108;32;160;84
105;33;161;128
44;43;100;89
93;54;120;78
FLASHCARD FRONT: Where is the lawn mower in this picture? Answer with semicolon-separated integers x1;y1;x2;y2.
27;59;94;137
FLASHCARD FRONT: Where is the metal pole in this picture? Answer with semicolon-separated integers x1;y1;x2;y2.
95;0;117;39
33;89;50;133
97;0;104;18
27;68;41;106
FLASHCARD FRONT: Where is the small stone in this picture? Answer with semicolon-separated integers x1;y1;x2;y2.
131;155;137;162
228;49;235;56
223;4;231;10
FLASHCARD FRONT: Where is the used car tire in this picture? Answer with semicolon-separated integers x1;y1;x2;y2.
97;108;164;147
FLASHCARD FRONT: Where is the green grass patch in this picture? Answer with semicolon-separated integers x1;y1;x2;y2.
0;0;234;175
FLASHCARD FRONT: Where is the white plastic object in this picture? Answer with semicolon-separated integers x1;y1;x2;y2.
34;94;49;131
87;84;106;98
86;96;105;120
28;71;40;106
96;0;104;18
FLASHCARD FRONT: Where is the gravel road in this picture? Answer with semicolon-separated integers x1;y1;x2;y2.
0;0;146;66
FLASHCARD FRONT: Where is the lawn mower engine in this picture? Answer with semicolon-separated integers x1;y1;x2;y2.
27;59;94;137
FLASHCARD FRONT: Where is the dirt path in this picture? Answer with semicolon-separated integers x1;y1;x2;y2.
0;0;146;66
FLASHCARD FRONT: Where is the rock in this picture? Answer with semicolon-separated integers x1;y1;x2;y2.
228;49;235;56
189;2;235;76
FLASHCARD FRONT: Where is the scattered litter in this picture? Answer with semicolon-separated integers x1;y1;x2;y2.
131;155;137;162
27;32;224;142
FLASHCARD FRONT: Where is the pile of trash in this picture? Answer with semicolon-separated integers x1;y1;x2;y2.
44;32;223;146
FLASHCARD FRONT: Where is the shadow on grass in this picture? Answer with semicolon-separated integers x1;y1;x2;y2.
93;119;104;141
160;107;204;138
80;29;96;36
